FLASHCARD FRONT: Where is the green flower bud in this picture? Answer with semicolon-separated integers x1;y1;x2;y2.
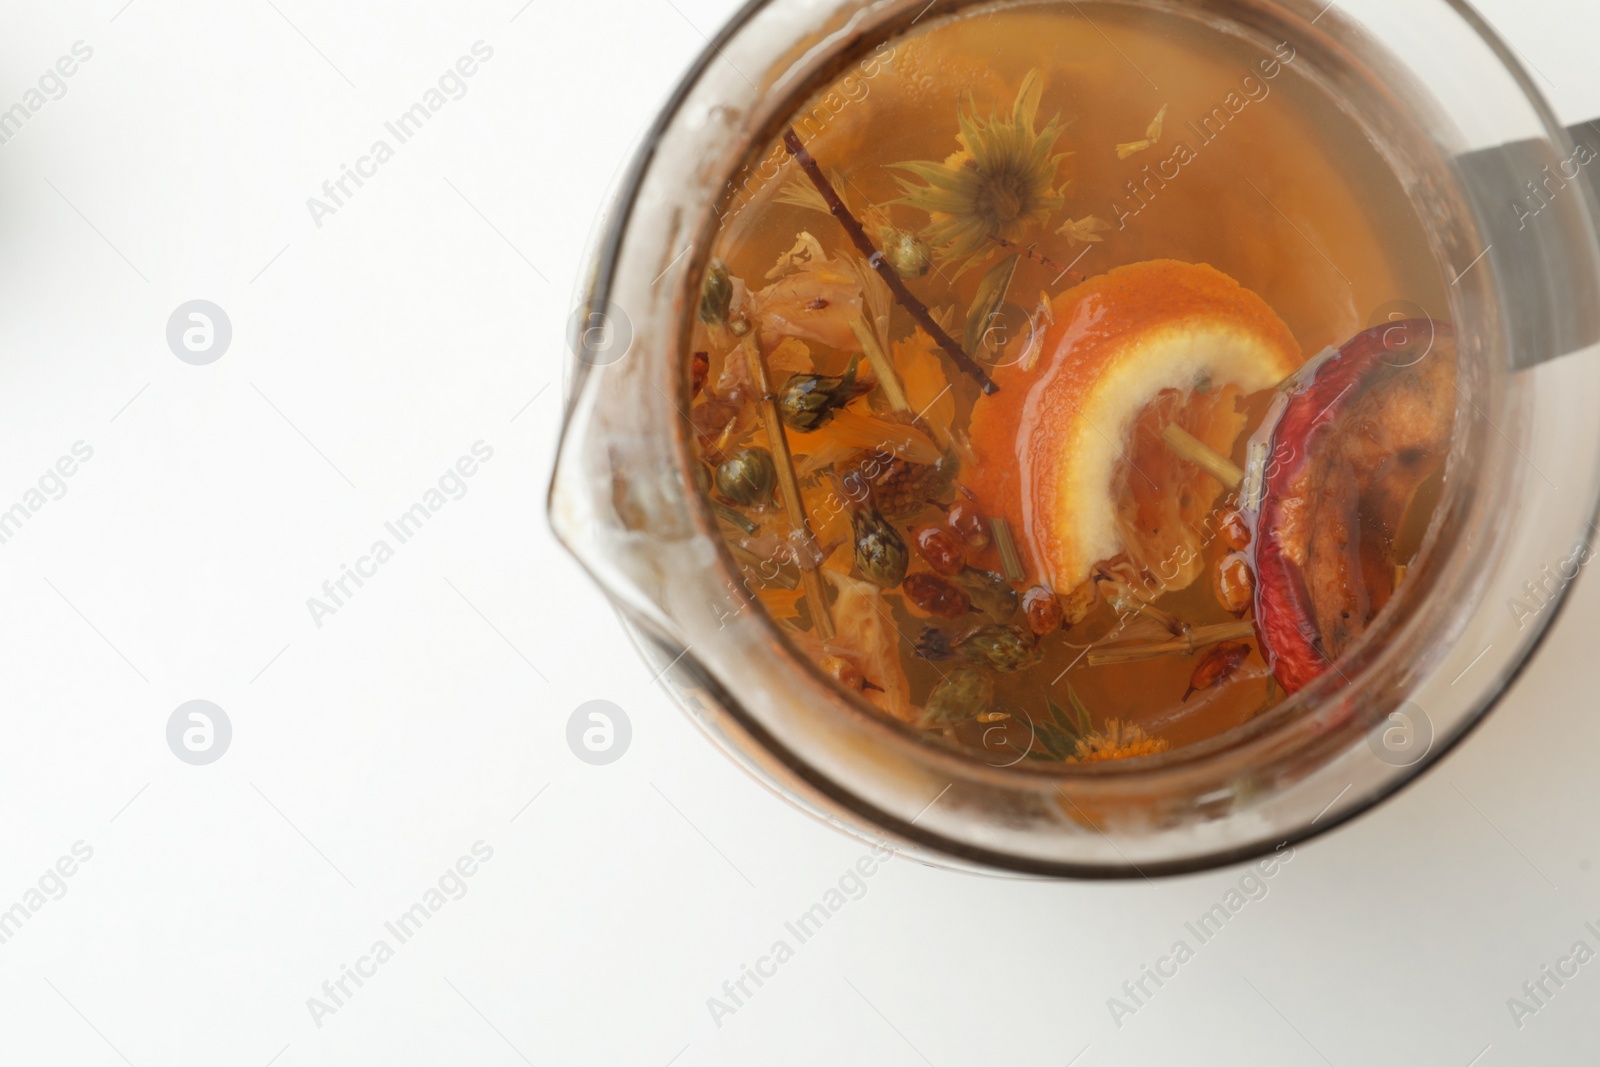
699;259;733;326
776;356;867;432
714;447;776;506
957;624;1041;673
851;505;908;588
921;667;994;727
954;568;1019;622
880;227;933;279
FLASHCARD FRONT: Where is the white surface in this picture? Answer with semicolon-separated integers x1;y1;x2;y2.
0;1;1598;1064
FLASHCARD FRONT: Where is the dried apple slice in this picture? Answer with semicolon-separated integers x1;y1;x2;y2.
1251;318;1456;693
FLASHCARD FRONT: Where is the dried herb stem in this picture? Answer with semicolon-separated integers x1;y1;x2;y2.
1096;573;1188;635
728;542;798;589
713;502;759;534
991;517;1024;581
986;234;1084;283
745;333;834;638
1161;424;1243;489
781;127;999;396
1086;620;1255;666
848;315;911;414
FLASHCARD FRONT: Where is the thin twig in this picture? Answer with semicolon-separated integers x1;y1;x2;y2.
745;334;834;639
781;127;998;396
1086;620;1255;666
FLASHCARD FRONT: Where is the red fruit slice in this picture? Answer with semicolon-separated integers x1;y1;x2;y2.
1252;319;1456;693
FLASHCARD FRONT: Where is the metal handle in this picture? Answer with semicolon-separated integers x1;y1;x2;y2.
1452;121;1600;369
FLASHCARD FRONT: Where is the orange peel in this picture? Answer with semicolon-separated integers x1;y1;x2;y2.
970;259;1301;592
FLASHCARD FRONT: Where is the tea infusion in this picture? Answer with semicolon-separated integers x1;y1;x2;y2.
686;4;1454;765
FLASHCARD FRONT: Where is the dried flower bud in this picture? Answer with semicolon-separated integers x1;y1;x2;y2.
699;259;733;326
1022;586;1063;635
948;500;990;550
912;525;967;576
914;626;955;661
902;573;972;619
880;227;933;279
921;667;994;727
954;568;1018;622
1215;553;1255;616
777;357;869;432
715;447;776;506
957;624;1042;673
851;505;908;588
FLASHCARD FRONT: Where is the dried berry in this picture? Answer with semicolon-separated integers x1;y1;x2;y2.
820;654;867;692
954;568;1018;622
1022;586;1063;635
912;525;967;576
902;573;971;619
690;351;710;398
851;505;908;588
1183;640;1251;701
948;500;990;550
957;624;1042;673
1215;553;1255;616
1219;507;1251;550
715;447;776;507
921;667;994;727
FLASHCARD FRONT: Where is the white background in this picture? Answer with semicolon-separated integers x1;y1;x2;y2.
0;0;1598;1064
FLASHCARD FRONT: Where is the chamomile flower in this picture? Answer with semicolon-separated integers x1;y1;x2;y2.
891;70;1071;274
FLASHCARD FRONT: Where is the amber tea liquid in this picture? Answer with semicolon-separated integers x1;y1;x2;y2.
686;1;1453;764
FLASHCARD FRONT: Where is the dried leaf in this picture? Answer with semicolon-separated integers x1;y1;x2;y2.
766;231;830;280
1017;291;1056;373
773;179;831;215
1056;215;1111;246
825;571;913;721
892;328;956;446
767;337;814;377
1145;103;1168;141
1114;105;1167;159
964;253;1020;357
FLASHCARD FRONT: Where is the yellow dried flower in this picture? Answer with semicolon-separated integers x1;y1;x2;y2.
891;70;1071;274
1072;718;1170;762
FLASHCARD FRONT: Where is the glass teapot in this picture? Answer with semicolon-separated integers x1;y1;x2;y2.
549;0;1600;876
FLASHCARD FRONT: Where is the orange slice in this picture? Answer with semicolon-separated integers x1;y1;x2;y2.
970;260;1301;593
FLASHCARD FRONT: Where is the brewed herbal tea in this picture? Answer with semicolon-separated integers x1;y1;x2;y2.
685;2;1456;765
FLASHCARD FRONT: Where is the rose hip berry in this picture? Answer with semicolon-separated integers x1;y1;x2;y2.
1022;586;1063;635
947;500;990;551
912;525;967;576
902;573;972;619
